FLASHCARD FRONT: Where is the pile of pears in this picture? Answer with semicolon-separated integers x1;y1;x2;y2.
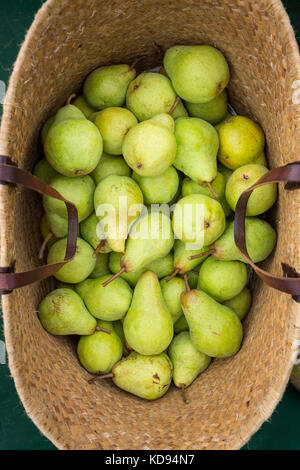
35;44;278;402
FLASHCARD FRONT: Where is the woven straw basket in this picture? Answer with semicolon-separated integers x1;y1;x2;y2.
0;0;299;450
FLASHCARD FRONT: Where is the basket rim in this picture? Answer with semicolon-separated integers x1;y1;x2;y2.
0;0;300;450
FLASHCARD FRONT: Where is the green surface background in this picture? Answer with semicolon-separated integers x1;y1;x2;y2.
0;0;299;451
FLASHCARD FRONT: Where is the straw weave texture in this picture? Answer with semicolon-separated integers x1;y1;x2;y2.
0;0;299;450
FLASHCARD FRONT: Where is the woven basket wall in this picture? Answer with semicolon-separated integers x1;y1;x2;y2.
0;0;299;450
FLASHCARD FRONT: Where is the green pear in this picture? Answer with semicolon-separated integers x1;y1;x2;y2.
168;332;211;389
94;175;143;253
172;239;209;275
77;322;123;374
186;89;228;125
47;237;96;283
197;256;248;302
126;72;179;121
211;218;276;263
164;45;230;103
91;152;131;184
218;116;265;169
75;278;96;300
44;104;103;177
181;289;243;357
223;287;252;321
33;158;57;184
92;107;137;155
174;315;189;333
72;95;97;118
172;194;226;246
109;251;173;287
43;174;95;238
124;271;173;354
84;275;132;320
132;166;179;204
39;288;97;335
41;116;55;144
118;212;174;275
123;115;177;176
225;164;277;215
110;352;173;400
83;64;136;109
160;276;186;323
174;117;219;186
80;213;112;253
182;172;231;216
90;253;110;279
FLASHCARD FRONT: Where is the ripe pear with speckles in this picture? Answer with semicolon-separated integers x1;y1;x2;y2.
218;116;265;169
108;352;173;400
39;288;97;335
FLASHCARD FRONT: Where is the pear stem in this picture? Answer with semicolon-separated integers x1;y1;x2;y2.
38;233;53;260
66;93;76;105
93;239;107;257
164;268;180;282
169;97;181;115
206;181;219;199
88;373;114;384
129;56;146;70
184;273;190;293
102;267;126;287
189;248;215;260
180;384;190;404
95;327;111;334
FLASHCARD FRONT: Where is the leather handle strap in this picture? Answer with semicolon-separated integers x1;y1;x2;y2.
0;156;78;292
234;162;300;295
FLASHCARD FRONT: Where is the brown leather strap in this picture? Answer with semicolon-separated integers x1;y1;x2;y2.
234;162;300;295
0;156;78;292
